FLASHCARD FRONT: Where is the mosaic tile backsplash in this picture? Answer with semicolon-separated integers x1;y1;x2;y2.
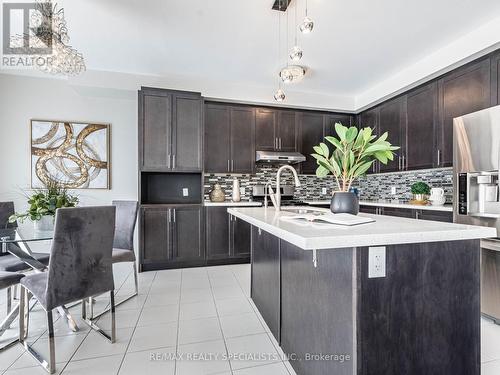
204;166;454;204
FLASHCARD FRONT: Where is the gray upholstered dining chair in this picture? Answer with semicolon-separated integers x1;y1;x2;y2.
90;200;139;320
0;271;24;351
0;202;50;314
18;206;116;374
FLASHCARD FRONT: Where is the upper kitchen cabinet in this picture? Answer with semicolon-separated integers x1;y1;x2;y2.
406;82;439;170
256;108;297;151
378;96;406;173
438;58;491;167
492;51;500;105
172;93;203;171
139;87;202;172
323;113;353;136
230;107;256;173
298;112;324;175
204;103;255;174
204;104;231;173
359;108;380;173
277;110;298;151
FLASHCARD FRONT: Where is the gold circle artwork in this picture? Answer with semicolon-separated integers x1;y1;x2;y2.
31;120;110;189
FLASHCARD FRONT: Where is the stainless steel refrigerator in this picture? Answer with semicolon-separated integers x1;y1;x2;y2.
453;104;500;323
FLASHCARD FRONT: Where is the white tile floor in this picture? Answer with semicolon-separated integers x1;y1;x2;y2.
1;262;500;374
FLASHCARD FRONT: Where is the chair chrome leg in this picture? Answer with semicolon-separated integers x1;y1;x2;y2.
56;305;79;332
47;311;55;374
91;262;138;321
81;291;116;343
6;287;11;315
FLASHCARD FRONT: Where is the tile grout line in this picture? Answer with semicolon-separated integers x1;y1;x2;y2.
173;269;184;375
207;267;234;375
114;269;157;375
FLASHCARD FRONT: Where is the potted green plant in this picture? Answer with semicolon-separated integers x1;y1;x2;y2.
9;181;79;231
312;123;399;215
410;181;431;204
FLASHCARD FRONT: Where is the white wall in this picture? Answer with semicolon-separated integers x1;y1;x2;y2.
0;73;137;212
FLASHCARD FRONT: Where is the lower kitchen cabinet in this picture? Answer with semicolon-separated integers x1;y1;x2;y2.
251;226;280;341
205;206;251;264
360;204;453;222
139;205;204;271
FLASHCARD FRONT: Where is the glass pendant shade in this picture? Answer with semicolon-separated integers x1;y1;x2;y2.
280;68;294;84
289;46;303;61
299;16;314;34
274;89;286;102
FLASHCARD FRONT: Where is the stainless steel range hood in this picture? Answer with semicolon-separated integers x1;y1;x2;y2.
255;150;306;164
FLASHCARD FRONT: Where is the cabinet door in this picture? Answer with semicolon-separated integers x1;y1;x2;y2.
379;97;405;173
256;108;277;151
230;107;255;173
323;114;353;136
172;93;203;171
171;206;204;262
231;215;251;258
277;111;297;151
382;207;415;218
140;207;170;263
406;83;438;170
492;52;500;105
206;207;230;260
417;210;453;223
299;112;324;174
439;58;491;167
359;108;380;173
204;104;230;173
251;227;280;341
140;92;172;170
359;205;378;214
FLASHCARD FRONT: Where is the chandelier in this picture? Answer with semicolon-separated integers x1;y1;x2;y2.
29;1;86;76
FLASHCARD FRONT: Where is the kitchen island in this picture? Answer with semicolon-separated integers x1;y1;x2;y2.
227;207;496;375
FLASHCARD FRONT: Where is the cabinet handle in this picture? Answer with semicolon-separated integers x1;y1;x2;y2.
173;209;176;223
227;160;230;172
437;149;440;166
231;160;234;172
167;153;171;169
172;155;176;169
168;209;171;223
402;154;405;170
398;156;401;170
275;138;278;150
279;138;282;149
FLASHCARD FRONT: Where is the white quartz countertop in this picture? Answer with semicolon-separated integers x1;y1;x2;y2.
227;206;495;250
204;201;262;207
303;200;453;212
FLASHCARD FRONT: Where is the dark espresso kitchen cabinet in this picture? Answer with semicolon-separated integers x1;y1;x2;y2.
406;82;439;170
140;205;204;271
378;97;406;173
251;226;280;341
204;104;255;173
492;51;500;105
298;112;325;174
323;113;353;136
438;58;491;167
255;108;297;151
206;207;251;263
359;108;380;173
139;87;202;172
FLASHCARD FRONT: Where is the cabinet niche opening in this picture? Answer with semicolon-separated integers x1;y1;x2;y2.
141;172;202;204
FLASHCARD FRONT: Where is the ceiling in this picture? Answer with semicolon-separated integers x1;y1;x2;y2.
5;0;500;110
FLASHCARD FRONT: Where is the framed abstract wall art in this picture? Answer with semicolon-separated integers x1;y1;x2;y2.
30;120;111;189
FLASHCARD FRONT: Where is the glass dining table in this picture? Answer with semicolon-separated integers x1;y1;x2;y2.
0;225;80;344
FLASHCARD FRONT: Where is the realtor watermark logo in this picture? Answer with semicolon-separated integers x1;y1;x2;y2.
2;2;53;69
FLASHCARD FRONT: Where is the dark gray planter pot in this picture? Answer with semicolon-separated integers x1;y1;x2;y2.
330;192;359;215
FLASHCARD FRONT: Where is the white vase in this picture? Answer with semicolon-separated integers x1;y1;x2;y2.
232;178;241;202
34;215;54;231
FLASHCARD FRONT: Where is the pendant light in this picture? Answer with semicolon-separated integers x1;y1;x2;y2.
274;4;286;101
289;2;303;61
299;0;314;34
